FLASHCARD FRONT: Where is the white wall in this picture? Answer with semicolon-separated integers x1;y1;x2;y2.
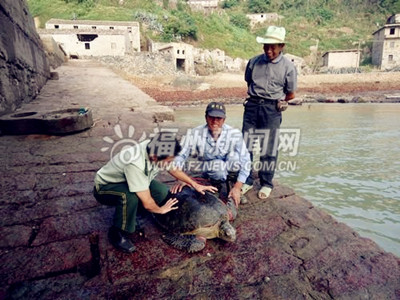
48;33;127;57
324;52;360;68
44;19;141;56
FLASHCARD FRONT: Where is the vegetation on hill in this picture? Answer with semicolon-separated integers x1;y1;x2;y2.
27;0;399;67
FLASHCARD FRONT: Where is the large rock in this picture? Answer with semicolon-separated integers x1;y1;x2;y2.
1;181;399;299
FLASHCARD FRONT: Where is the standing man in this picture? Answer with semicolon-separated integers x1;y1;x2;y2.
94;133;217;253
242;26;297;199
174;102;251;207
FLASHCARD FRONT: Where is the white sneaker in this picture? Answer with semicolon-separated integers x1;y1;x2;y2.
241;184;253;195
258;186;272;199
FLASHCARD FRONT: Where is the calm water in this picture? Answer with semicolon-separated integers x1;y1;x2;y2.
174;103;400;256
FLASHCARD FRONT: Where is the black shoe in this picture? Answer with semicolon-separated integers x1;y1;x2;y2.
108;226;136;253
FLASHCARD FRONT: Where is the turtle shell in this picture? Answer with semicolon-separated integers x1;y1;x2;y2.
154;186;228;234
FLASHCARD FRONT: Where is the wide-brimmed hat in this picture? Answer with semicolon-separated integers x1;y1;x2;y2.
256;26;286;44
205;102;226;118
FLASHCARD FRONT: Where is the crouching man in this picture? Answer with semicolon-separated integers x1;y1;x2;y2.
173;102;251;207
94;132;217;253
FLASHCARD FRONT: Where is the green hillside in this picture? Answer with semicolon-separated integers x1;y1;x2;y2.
27;0;400;65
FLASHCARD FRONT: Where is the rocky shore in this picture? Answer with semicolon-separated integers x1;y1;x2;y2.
1;60;399;299
118;70;400;106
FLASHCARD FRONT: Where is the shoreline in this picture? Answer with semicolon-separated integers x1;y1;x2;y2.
153;96;400;107
120;70;400;107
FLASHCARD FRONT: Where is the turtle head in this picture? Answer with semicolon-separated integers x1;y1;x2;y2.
219;220;236;242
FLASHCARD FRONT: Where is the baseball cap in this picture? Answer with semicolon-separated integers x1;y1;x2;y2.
205;102;226;118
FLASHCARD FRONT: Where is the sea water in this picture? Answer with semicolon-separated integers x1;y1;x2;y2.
174;103;400;256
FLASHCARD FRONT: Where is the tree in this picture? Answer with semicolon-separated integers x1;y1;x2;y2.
248;0;270;13
380;0;400;14
162;10;198;41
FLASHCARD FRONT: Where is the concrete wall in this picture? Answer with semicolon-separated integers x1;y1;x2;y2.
0;0;50;116
322;51;360;68
44;19;140;57
41;32;129;57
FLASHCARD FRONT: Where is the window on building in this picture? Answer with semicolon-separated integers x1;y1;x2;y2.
85;43;90;50
92;26;97;29
177;50;180;54
390;28;395;35
77;34;98;42
388;55;393;62
182;50;185;54
54;25;59;29
109;26;114;30
73;25;78;29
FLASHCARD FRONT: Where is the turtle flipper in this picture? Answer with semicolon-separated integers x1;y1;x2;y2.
162;234;206;253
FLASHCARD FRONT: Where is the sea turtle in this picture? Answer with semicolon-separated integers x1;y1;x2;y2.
153;186;237;253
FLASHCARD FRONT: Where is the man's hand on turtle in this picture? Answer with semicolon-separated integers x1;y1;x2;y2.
160;198;179;214
193;182;218;194
170;183;186;194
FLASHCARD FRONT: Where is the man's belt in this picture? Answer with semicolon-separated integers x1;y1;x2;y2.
245;96;277;104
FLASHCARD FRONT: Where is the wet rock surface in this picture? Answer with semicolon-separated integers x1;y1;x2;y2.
1;60;399;299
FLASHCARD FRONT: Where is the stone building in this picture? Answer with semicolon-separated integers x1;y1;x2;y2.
194;48;225;69
187;0;220;11
246;13;282;29
224;56;246;72
42;19;140;58
322;50;360;69
285;53;305;75
152;41;246;74
372;14;400;70
153;42;195;75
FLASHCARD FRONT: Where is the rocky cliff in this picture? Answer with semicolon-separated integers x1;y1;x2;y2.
0;0;49;116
